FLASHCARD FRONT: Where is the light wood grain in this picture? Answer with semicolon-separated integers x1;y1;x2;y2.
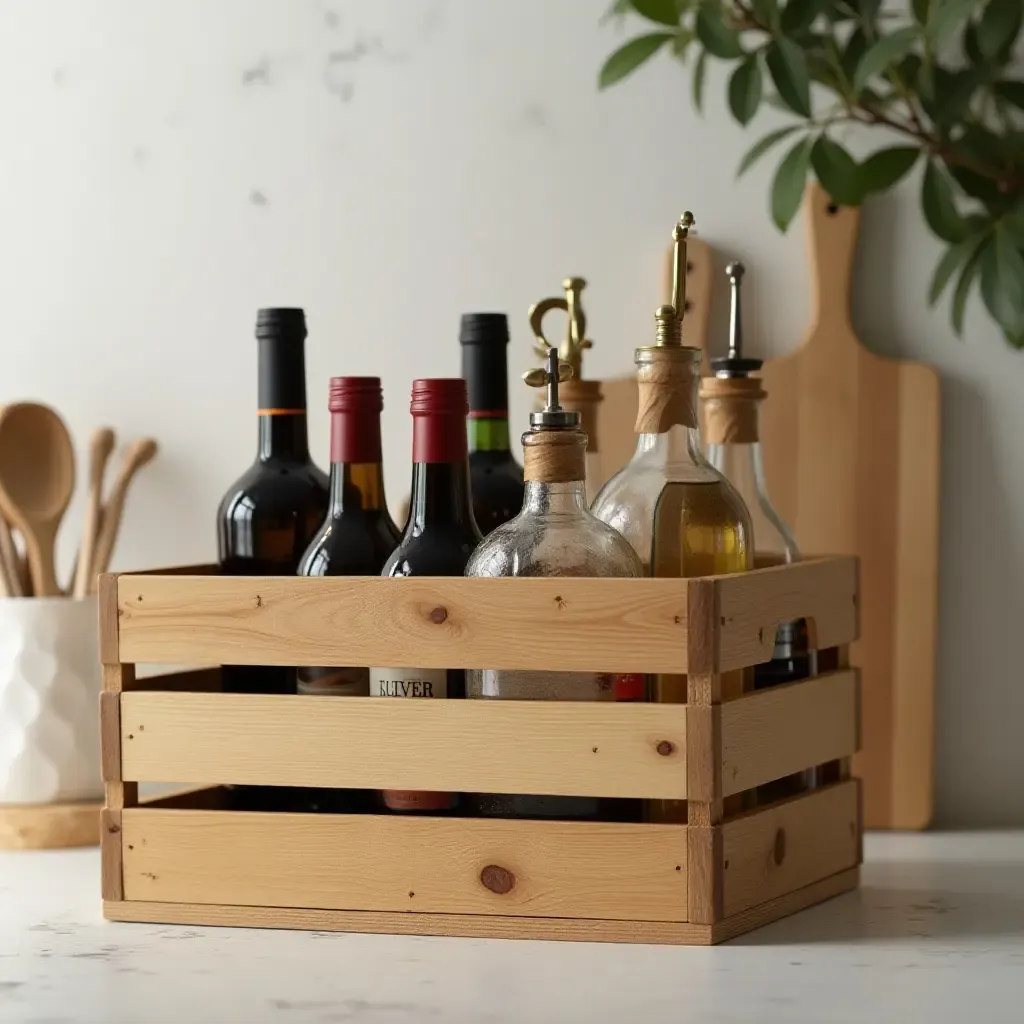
121;809;688;923
714;557;859;672
722;781;860;918
0;800;101;849
72;426;115;598
98;574;121;665
759;183;939;830
101;809;123;898
104;900;714;945
721;670;860;797
115;574;689;673
712;866;860;944
99;692;122;782
686;826;722;924
119;691;687;799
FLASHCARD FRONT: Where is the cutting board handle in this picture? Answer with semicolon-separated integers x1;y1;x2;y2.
804;181;861;350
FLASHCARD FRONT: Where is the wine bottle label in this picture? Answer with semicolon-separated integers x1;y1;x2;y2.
369;668;447;699
369;667;452;813
297;666;369;697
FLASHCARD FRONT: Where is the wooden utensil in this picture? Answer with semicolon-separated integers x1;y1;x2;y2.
0;403;75;597
759;182;940;830
0;518;21;596
594;235;715;493
72;427;116;599
89;438;158;588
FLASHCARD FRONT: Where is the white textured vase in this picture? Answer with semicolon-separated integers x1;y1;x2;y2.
0;597;101;804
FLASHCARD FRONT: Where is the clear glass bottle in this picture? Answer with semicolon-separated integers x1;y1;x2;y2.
529;278;603;501
591;214;755;824
701;260;825;803
466;347;643;821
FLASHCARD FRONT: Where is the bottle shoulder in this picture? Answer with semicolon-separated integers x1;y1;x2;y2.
298;512;400;577
382;525;480;578
218;459;329;519
466;510;642;579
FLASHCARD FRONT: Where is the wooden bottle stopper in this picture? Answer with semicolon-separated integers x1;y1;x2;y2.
523;429;587;483
700;376;766;445
558;378;603;453
634;347;700;435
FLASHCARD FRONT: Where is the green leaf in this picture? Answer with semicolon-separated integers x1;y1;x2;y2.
858;146;919;197
912;0;931;23
781;0;823;34
599;32;674;88
629;0;681;27
751;0;780;30
921;161;967;243
853;27;920;95
928;234;985;305
811;136;861;206
979;229;1024;339
771;136;814;231
841;28;867;81
671;27;695;60
926;0;977;46
964;22;985;65
934;65;991;126
856;0;882;20
949;166;1003;206
695;4;745;58
765;38;812;116
995;80;1024;110
728;55;764;126
951;244;983;335
977;0;1022;59
692;48;708;111
736;124;804;176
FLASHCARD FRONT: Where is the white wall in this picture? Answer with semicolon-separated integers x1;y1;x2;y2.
1;0;1020;825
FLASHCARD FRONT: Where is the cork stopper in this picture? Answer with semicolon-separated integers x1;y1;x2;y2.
523;429;586;483
634;344;701;434
700;376;766;444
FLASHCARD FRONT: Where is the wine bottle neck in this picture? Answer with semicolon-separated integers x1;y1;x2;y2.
329;461;387;514
258;413;310;462
409;461;477;533
467;416;511;453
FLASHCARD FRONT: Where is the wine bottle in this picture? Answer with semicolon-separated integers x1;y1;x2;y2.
216;308;328;811
293;376;401;814
460;313;525;535
370;378;482;815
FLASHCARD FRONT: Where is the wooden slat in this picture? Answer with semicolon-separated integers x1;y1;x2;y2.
101;809;123;900
686;826;722;924
98;574;120;664
721;781;860;918
0;801;101;851
712;866;860;944
99;693;121;782
105;900;712;945
115;574;689;673
714;558;858;672
120;692;687;799
720;670;859;797
121;810;688;923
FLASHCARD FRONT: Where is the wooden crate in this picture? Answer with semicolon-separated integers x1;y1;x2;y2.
98;557;861;945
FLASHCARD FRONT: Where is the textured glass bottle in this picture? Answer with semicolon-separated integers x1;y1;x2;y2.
702;261;825;802
466;348;643;820
591;214;754;823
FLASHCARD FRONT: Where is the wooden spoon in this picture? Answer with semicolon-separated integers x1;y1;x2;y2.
89;438;158;587
0;403;75;597
0;518;20;596
72;427;116;599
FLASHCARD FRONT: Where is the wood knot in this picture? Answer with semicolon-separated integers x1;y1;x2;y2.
554;595;566;609
773;828;786;866
428;606;447;624
656;740;675;757
107;823;121;835
255;594;263;608
480;864;515;895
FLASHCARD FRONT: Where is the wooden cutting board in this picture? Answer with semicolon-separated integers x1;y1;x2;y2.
593;236;715;492
758;183;940;830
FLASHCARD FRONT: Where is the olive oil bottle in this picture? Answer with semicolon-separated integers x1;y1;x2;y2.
592;213;755;822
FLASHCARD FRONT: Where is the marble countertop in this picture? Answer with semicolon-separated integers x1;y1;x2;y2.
2;831;1023;1023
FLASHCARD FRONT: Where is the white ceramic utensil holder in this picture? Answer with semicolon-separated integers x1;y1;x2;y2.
0;597;101;805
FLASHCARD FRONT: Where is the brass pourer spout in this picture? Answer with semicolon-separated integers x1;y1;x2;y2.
655;211;694;347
